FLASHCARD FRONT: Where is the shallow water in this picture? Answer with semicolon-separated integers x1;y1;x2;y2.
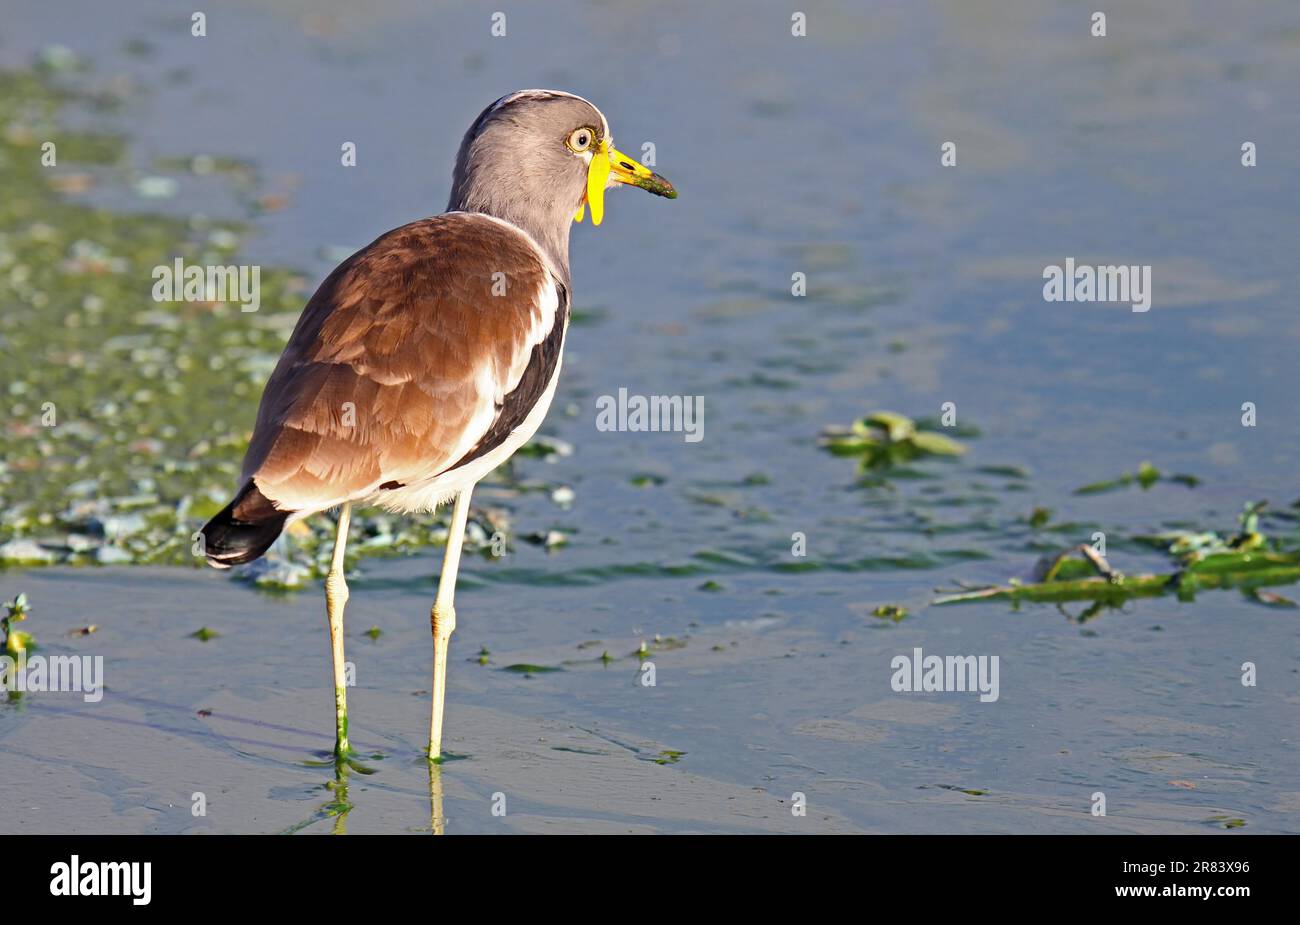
1;0;1298;833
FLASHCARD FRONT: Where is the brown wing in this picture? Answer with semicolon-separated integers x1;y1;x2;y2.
240;213;560;513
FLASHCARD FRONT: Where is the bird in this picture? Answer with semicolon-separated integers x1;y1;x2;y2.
199;90;675;762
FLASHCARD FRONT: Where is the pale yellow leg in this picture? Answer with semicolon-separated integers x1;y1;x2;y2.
324;502;352;757
430;486;473;760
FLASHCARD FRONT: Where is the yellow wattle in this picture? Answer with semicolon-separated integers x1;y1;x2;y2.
573;201;585;223
586;145;611;226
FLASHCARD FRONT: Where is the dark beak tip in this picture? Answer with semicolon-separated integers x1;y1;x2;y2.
643;173;677;199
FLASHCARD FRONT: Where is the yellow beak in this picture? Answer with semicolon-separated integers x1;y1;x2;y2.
574;140;677;226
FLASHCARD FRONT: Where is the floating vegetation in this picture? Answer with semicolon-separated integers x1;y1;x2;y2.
2;593;34;657
1073;461;1200;495
821;411;966;472
914;417;981;439
934;504;1300;611
1207;815;1247;829
512;436;574;461
1131;501;1268;557
0;65;543;578
975;464;1029;480
500;663;563;676
1245;589;1295;608
871;604;908;622
1027;506;1052;529
522;529;569;549
646;634;688;651
933;784;989;797
189;627;219;642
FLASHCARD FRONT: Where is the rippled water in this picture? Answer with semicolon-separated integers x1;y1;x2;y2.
1;0;1298;833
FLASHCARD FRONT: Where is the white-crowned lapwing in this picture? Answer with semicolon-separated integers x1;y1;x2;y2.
201;90;675;761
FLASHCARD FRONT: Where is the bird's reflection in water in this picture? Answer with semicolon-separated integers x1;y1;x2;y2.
282;755;446;834
280;759;355;835
323;761;353;835
428;762;446;836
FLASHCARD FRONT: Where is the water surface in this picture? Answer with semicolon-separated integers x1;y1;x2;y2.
1;0;1297;833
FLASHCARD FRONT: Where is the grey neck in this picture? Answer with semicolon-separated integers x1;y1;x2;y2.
447;190;573;287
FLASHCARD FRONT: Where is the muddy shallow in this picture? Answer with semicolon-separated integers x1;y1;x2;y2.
1;0;1298;833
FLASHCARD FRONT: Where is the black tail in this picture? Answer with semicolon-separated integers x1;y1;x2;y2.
201;481;290;569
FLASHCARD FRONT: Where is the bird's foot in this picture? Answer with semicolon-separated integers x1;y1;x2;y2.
304;744;381;775
426;747;469;765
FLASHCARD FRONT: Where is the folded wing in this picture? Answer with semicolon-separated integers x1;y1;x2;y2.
240;212;564;514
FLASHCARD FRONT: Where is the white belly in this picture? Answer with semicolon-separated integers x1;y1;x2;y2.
362;352;564;514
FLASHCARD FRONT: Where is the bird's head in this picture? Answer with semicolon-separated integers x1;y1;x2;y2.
448;90;676;269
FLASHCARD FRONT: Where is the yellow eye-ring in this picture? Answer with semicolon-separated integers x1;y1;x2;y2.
567;127;595;152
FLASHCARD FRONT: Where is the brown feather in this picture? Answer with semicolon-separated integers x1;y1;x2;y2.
240;213;557;512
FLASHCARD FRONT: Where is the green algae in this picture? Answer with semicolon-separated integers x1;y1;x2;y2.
821;410;967;471
2;592;34;658
0;65;528;578
1073;461;1200;495
500;663;564;676
1207;815;1247;829
934;505;1300;608
870;604;908;622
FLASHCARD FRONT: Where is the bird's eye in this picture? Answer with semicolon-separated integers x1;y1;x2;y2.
567;127;594;152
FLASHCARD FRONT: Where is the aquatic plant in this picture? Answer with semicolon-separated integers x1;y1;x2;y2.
1073;461;1200;495
934;503;1300;611
1;593;34;656
871;604;908;622
820;411;966;471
